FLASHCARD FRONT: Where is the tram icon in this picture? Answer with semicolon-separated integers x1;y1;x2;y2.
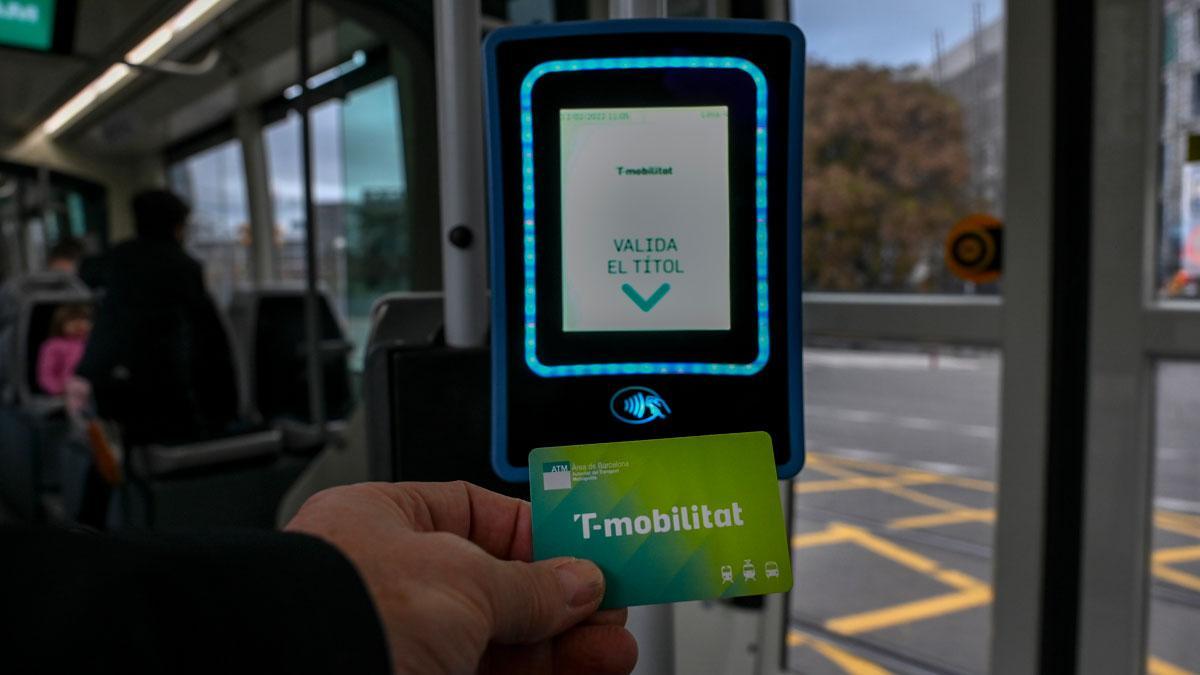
742;560;756;581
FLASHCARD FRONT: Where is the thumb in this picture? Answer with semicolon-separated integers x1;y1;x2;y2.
483;557;606;644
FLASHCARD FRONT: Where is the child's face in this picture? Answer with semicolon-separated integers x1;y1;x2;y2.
64;318;91;338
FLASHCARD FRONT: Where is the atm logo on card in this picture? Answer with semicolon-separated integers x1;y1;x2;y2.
542;462;572;491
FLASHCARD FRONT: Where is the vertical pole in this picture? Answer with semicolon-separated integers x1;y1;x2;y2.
236;107;276;285
433;0;489;348
14;176;29;274
35;165;52;268
1077;0;1157;670
990;0;1057;672
295;0;326;428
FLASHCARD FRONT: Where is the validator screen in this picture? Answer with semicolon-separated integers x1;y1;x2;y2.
559;106;732;332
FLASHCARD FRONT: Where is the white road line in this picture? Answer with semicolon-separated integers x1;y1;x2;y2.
1157;447;1197;461
821;447;894;463
961;425;998;440
1155;497;1200;515
806;441;991;480
911;461;976;477
805;405;998;441
896;416;949;431
803;349;987;372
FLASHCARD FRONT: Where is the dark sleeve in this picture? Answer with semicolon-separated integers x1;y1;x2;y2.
0;527;391;675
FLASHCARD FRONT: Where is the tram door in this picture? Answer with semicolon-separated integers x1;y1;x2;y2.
778;1;1200;675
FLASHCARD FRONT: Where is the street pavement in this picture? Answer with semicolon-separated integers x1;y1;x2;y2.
786;348;1200;674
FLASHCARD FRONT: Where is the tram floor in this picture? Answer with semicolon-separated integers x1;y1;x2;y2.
785;350;1200;675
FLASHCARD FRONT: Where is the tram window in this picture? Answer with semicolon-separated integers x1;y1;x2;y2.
1157;0;1200;300
167;139;252;306
0;163;107;278
792;0;1005;294
786;1;1006;670
1148;362;1200;673
789;341;999;674
263;103;344;291
263;76;409;369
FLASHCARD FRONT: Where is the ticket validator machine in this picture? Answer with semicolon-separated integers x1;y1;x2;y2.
486;20;807;481
484;19;806;674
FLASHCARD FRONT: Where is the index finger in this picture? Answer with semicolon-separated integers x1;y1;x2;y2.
373;480;534;562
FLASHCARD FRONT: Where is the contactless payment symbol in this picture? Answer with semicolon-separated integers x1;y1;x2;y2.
610;386;671;425
542;462;572;491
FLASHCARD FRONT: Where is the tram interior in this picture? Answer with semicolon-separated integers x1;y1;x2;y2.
1;1;1198;674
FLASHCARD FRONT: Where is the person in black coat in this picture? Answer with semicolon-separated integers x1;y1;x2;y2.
75;190;238;446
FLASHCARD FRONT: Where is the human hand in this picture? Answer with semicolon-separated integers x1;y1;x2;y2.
64;375;90;419
285;481;638;675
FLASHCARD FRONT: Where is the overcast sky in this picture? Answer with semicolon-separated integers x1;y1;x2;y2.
790;0;1003;68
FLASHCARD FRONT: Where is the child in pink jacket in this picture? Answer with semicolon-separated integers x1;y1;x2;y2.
37;304;92;396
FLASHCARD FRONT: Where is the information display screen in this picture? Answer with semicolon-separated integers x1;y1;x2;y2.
0;0;60;52
560;106;731;332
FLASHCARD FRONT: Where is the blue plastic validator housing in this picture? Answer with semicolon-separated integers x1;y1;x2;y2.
485;19;806;482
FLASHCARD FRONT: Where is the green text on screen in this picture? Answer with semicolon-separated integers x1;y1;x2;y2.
559;106;732;332
0;0;56;51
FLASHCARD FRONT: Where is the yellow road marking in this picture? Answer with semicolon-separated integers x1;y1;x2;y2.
878;483;973;512
792;524;857;549
827;587;993;635
840;525;941;576
787;630;893;675
889;509;995;530
805;455;982;513
795;473;943;494
1153;564;1200;593
809;452;996;492
1153;545;1200;565
1148;656;1197;675
933;568;988;592
796;450;1199;660
794;521;991;634
1156;512;1200;540
805;458;895;481
810;638;895;674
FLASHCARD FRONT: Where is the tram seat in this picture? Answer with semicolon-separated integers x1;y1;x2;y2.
365;291;444;349
362;294;524;499
227;286;354;454
1;272;91;408
107;306;294;530
113;427;304;530
0;284;93;521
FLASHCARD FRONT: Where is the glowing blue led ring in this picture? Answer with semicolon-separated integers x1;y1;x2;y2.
520;56;770;378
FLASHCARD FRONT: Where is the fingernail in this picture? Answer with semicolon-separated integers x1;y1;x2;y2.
555;558;604;607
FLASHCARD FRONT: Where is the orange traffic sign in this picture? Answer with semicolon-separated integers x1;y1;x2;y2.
945;213;1002;284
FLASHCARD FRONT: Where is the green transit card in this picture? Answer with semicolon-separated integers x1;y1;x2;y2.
529;432;793;609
